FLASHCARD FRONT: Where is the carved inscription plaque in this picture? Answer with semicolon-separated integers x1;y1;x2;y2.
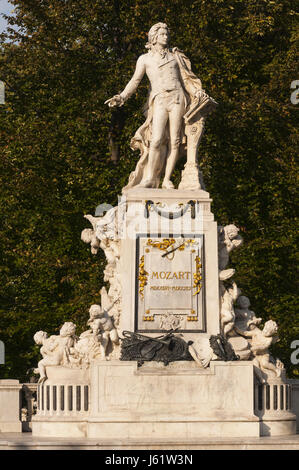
135;234;205;332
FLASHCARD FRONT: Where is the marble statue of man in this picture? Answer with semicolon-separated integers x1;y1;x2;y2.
106;22;207;189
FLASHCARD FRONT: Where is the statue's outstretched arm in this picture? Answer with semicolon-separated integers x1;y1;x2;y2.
105;56;146;107
234;326;252;338
229;280;239;300
105;296;120;313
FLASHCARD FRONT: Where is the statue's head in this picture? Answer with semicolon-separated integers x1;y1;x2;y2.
89;318;101;335
263;320;278;337
89;304;104;319
237;295;250;309
225;224;239;240
146;23;169;49
34;330;48;345
81;228;93;244
60;322;76;337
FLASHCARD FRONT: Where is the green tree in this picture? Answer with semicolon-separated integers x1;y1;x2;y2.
0;0;298;379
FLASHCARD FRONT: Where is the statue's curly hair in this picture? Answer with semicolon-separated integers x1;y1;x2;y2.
145;22;169;49
263;320;278;336
89;304;104;318
33;330;48;344
59;322;76;337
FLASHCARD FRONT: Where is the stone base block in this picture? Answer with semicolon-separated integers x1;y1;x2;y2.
32;418;87;438
87;419;259;440
0;421;22;433
259;417;297;437
87;360;260;439
0;380;22;433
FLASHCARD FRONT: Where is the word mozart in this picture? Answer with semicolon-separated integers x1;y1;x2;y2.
151;271;191;280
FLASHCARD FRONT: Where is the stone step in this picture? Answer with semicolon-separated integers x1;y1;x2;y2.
0;433;299;450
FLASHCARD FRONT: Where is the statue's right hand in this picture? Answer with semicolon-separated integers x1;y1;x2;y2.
104;94;124;107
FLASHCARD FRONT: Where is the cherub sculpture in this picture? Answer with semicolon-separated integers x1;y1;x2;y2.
74;318;105;364
227;294;262;360
82;210;120;264
234;319;281;382
34;322;77;383
220;280;240;337
85;208;118;241
82;209;122;328
81;228;100;255
87;304;119;358
72;302;119;364
218;224;243;280
234;295;262;331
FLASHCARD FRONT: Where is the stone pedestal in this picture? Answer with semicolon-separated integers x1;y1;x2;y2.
87;361;260;439
0;379;22;432
31;363;297;439
178;162;204;190
120;188;220;342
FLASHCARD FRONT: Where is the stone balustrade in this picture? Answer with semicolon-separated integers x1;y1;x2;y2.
254;378;297;436
254;381;292;416
36;383;89;417
31;366;90;437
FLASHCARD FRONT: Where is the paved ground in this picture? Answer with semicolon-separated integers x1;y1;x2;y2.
0;432;299;450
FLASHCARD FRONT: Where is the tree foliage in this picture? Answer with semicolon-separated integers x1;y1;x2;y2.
0;0;298;379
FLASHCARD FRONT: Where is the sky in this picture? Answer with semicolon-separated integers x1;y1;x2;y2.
0;0;14;34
